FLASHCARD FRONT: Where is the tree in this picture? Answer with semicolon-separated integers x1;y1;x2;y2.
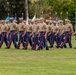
0;0;75;24
25;0;29;19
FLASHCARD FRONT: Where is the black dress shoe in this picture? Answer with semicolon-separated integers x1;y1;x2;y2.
37;49;40;51
5;47;10;49
60;46;63;48
46;48;49;50
56;46;60;48
16;47;20;49
74;47;76;49
49;45;53;48
46;49;49;50
23;48;27;50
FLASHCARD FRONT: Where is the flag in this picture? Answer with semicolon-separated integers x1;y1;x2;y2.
5;15;10;22
14;15;17;21
32;14;36;22
54;17;58;22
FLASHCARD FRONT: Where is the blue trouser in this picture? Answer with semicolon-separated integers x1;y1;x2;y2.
61;32;72;48
47;32;52;47
56;33;64;46
17;31;25;49
38;32;49;50
62;32;67;48
66;35;72;48
0;33;3;47
56;33;67;48
24;32;33;48
0;32;8;47
50;33;56;46
13;34;18;48
15;34;18;42
32;33;39;50
24;32;30;49
8;30;18;48
29;36;33;47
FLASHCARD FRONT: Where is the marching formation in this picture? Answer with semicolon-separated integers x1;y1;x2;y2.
0;17;74;50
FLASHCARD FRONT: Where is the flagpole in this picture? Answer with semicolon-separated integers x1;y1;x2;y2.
55;12;57;20
60;12;62;20
66;12;68;19
55;12;57;16
41;11;43;18
75;12;76;40
22;13;23;17
8;13;9;16
15;13;16;16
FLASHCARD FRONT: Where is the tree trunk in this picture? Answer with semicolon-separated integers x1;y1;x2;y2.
25;0;29;20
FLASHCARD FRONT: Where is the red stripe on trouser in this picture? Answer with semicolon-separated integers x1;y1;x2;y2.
51;38;55;46
52;39;55;46
0;37;4;46
25;36;30;49
18;31;24;48
33;34;38;49
57;35;63;46
38;32;45;50
18;37;23;48
40;33;44;45
68;30;72;35
34;41;36;49
24;32;32;49
8;31;14;47
63;31;71;45
0;33;5;46
51;33;55;46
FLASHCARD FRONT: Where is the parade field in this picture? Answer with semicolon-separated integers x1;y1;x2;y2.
0;36;76;75
0;0;76;75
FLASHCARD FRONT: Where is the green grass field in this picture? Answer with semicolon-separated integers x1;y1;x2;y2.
0;36;76;75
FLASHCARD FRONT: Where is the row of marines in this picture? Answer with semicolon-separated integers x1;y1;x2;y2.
0;18;73;50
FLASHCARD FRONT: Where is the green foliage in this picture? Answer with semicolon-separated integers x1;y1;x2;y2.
0;0;76;24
